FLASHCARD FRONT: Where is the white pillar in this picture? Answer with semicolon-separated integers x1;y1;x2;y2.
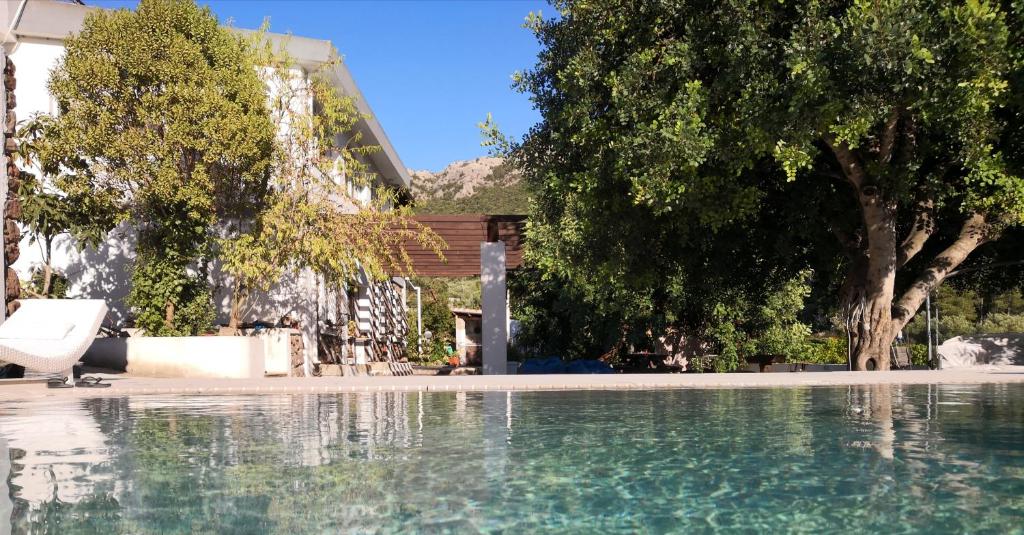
480;242;507;375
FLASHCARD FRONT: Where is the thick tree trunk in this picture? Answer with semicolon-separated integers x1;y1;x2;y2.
841;213;990;370
827;136;899;370
849;173;900;369
845;289;898;370
841;237;899;370
839;252;897;368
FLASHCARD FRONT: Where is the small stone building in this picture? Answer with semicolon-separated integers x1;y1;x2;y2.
451;308;482;366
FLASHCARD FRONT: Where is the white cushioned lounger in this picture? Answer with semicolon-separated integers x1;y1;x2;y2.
0;299;107;379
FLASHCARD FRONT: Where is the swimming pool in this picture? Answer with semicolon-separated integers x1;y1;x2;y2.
2;384;1022;532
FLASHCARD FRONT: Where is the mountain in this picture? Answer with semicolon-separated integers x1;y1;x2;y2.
409;157;529;215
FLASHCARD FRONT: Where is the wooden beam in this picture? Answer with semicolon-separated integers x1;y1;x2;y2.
392;214;527;276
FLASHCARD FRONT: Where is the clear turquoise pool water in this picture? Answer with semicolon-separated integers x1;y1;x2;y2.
1;384;1023;533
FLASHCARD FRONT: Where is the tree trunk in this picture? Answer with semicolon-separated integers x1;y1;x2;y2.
228;281;248;330
41;263;52;298
827;138;901;370
825;123;988;371
842;251;899;371
849;181;899;370
41;239;52;298
841;213;990;370
164;301;175;332
845;290;898;370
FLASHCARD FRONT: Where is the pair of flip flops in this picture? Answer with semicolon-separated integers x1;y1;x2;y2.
46;376;110;389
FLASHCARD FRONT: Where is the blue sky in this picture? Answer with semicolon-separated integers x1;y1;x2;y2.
90;0;548;171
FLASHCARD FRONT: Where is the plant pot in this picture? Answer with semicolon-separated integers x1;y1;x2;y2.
447;356;460;367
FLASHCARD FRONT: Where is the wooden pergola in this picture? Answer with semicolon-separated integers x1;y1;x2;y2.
395;214;527;375
400;215;526;277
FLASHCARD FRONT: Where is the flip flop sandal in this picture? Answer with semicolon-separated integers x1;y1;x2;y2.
47;377;74;389
75;376;111;388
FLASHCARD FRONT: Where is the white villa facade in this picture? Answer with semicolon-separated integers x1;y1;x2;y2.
0;0;414;372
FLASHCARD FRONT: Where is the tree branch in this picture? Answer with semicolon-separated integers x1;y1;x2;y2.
894;114;917;169
896;198;934;268
878;107;901;165
824;135;867;190
893;213;991;327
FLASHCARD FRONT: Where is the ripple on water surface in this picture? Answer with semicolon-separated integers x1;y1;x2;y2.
2;384;1023;533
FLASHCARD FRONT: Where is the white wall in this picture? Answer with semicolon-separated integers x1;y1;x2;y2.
9;38;61;117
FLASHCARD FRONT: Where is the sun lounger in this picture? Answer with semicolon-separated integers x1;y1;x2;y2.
0;299;108;386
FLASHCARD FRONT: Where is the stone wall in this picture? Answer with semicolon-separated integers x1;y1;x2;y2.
3;54;19;316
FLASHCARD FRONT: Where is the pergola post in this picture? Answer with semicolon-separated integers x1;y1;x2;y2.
480;241;507;375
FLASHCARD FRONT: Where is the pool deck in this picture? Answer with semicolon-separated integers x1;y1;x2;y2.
0;367;1023;400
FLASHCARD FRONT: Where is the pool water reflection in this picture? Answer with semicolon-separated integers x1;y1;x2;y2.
2;384;1023;533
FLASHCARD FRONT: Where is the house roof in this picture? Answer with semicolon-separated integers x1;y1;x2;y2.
2;0;411;189
450;307;482;318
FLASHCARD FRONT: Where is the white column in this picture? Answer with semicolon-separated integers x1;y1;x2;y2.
480;242;507;375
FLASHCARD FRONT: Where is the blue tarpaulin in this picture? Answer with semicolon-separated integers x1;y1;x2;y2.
518;357;614;374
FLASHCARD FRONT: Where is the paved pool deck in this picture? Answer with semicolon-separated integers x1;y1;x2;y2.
0;367;1022;400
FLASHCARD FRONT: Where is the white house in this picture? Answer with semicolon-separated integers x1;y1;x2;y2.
0;0;414;371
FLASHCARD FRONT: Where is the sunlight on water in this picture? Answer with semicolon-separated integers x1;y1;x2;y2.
1;385;1023;533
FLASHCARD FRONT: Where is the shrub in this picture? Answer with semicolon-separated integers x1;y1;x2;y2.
909;344;930;367
804;337;847;364
978;313;1024;334
26;268;68;299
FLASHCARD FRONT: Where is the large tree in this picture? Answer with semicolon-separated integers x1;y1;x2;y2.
42;0;275;334
505;0;1024;369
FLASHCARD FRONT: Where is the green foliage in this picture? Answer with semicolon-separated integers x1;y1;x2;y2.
493;0;1024;368
978;312;1024;333
909;343;930;367
414;180;530;215
903;285;1024;343
700;274;816;371
751;274;815;359
42;0;275;334
25;268;69;299
129;243;216;336
218;27;442;327
14;115;119;298
805;337;848;365
509;268;628;361
444;278;481;309
35;0;442;332
406;277;456;363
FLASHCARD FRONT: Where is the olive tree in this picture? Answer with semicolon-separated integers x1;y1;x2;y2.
503;0;1024;369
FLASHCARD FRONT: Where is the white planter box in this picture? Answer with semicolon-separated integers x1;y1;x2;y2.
242;328;301;376
84;336;264;379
